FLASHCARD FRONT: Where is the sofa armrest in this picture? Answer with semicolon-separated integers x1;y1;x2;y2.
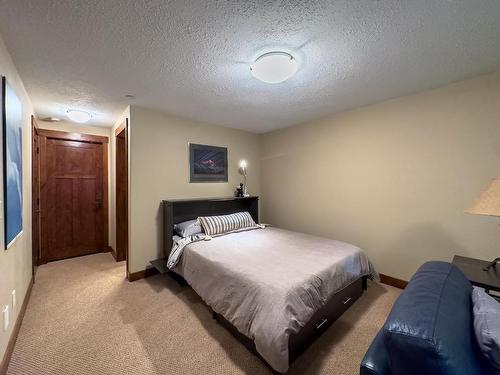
384;261;483;375
360;330;391;375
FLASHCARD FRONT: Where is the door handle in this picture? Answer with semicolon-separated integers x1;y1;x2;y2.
315;318;328;329
342;297;352;305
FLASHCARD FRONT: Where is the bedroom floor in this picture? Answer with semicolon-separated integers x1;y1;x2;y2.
7;253;400;375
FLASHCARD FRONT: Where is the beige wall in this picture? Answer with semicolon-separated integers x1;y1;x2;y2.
128;106;260;273
37;120;111;137
260;71;500;281
0;35;34;363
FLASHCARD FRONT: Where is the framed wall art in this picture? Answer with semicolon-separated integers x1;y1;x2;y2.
189;143;228;183
2;77;23;249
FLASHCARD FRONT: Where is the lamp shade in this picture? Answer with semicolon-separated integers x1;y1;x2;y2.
238;160;247;176
466;178;500;217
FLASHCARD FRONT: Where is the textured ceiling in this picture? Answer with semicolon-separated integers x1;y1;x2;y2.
0;1;500;132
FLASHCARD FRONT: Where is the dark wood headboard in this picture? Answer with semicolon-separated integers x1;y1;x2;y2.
162;196;259;259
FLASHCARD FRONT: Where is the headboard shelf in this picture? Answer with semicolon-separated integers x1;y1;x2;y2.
162;196;259;260
162;196;259;203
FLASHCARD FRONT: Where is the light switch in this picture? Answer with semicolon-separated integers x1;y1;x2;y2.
2;305;9;331
12;290;16;309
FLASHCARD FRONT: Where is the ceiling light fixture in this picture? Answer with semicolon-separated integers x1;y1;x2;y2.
250;52;298;84
66;109;92;123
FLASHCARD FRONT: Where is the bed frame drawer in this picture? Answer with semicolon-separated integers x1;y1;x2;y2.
288;277;364;362
211;276;366;371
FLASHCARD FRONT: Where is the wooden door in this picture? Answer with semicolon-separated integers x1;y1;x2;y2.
39;130;109;262
115;120;128;263
31;116;41;273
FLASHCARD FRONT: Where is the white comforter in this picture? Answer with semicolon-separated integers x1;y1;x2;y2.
175;227;377;373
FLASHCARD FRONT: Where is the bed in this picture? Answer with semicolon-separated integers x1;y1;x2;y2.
156;196;377;373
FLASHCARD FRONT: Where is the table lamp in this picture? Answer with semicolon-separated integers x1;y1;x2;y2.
238;160;248;197
466;177;500;271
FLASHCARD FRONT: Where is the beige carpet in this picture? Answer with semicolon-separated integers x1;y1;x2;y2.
7;253;400;375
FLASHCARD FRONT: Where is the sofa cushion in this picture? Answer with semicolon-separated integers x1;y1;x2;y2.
472;287;500;372
383;261;484;375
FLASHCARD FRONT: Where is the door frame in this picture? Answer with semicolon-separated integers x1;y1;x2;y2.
114;119;129;277
31;116;40;276
37;129;109;264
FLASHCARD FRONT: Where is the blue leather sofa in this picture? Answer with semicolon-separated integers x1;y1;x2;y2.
360;261;491;375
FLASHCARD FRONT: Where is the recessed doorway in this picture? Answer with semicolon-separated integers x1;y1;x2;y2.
31;116;40;276
115;120;128;270
37;129;109;263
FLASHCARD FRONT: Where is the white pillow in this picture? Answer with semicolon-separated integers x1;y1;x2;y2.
174;219;204;237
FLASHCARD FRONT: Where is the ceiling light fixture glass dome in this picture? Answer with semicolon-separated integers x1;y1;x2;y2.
66;109;93;123
250;52;298;84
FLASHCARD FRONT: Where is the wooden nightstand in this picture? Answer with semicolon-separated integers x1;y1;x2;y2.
452;255;500;300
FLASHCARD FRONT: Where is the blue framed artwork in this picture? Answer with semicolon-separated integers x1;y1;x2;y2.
2;77;23;249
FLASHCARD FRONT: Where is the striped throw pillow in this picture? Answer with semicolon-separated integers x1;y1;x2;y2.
198;212;256;236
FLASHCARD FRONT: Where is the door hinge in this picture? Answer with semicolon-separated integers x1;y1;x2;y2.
36;146;40;154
